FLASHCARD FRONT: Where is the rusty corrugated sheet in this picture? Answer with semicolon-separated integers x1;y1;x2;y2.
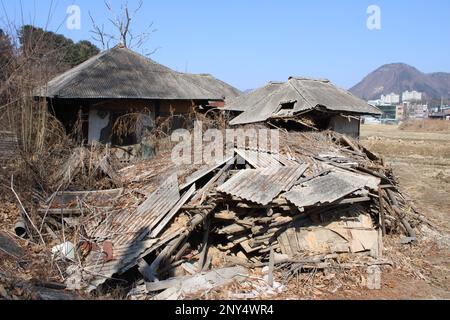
66;173;182;290
94;173;180;244
66;234;178;291
217;165;308;205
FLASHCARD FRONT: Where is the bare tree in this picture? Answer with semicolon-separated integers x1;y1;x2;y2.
89;0;159;55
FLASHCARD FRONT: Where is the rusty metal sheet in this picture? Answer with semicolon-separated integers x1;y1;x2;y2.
69;173;182;290
65;235;177;291
217;165;308;205
96;173;180;245
284;170;380;209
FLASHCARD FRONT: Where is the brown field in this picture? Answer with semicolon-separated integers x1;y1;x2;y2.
399;119;450;132
356;124;450;299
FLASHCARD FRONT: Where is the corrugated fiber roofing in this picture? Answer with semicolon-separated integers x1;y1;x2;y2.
217;165;308;205
37;46;240;100
224;81;284;112
229;77;381;125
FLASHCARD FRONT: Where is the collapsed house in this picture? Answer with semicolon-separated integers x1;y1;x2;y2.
31;127;419;299
225;77;381;138
7;54;418;299
35;45;241;146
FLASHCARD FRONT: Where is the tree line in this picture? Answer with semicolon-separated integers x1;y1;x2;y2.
0;25;100;80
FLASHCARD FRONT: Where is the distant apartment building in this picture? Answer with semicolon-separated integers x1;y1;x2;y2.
402;90;422;102
381;93;400;104
409;104;428;118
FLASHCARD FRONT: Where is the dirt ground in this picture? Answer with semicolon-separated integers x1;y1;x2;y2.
349;124;450;300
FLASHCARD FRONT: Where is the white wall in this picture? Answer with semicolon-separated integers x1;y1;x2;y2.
88;108;111;143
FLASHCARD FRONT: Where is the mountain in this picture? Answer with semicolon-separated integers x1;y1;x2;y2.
349;63;450;101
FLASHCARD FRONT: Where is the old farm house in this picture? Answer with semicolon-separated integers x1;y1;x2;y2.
225;77;381;138
36;45;241;145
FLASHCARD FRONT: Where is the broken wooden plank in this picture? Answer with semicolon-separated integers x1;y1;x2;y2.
198;216;212;272
149;184;196;238
180;156;233;190
386;189;416;240
145;266;248;293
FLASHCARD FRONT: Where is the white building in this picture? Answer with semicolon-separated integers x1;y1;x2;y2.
381;93;400;104
402;90;422;102
368;99;383;106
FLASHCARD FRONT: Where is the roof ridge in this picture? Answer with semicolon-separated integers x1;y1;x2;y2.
288;76;330;83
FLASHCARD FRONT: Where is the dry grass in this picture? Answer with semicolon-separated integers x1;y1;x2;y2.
145;108;229;153
400;119;450;132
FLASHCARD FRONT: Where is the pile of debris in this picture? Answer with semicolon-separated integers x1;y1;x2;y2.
17;129;420;299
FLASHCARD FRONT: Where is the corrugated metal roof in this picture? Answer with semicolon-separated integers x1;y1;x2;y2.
229;77;381;125
217;165;308;205
36;46;240;100
283;170;380;209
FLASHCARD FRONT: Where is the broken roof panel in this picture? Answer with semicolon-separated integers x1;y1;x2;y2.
92;173;180;244
283;170;380;209
235;149;282;168
217;165;308;205
235;148;299;169
229;77;381;125
36;46;239;100
288;77;381;115
66;173;182;291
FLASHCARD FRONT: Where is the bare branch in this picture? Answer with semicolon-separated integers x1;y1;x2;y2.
88;0;157;51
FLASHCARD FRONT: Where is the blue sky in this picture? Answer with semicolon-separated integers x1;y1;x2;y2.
1;0;450;91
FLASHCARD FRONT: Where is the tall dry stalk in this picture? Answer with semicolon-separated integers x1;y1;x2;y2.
0;23;74;193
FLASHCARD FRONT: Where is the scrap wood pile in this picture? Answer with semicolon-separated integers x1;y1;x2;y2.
14;129;421;299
